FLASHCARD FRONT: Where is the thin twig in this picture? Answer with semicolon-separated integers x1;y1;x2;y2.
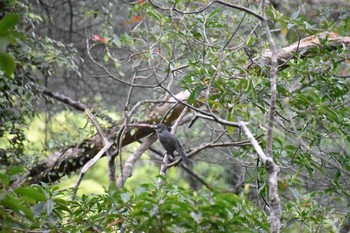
222;13;246;51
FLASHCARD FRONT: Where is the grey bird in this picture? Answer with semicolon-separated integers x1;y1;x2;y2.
155;124;191;165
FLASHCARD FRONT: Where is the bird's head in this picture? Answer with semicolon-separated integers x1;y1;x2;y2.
155;123;170;133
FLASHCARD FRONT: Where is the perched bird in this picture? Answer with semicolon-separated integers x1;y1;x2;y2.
155;124;191;165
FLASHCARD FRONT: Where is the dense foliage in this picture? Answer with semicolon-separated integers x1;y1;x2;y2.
1;180;269;232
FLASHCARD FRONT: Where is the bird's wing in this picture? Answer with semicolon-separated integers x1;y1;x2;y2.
159;132;176;156
175;140;191;165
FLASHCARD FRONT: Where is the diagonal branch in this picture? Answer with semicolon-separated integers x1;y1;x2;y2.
73;109;112;196
116;134;158;188
239;121;281;233
260;32;350;68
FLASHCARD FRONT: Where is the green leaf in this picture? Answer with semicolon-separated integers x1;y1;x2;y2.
187;89;196;104
0;173;10;186
333;170;341;183
226;109;235;134
191;211;202;223
188;86;202;104
15;186;46;202
46;199;54;215
0;13;20;33
113;34;121;48
32;202;46;217
0;193;34;220
120;192;131;203
146;9;161;21
287;23;295;30
8;165;25;176
0;52;16;76
0;211;27;229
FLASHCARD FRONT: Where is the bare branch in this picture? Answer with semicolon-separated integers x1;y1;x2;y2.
171;106;189;134
73;141;112;195
239;121;281;233
73;109;112;196
87;38;168;88
111;72;138;186
116;134;157;188
41;87;86;111
260;1;281;230
167;134;251;168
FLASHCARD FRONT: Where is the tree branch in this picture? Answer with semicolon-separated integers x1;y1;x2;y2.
11;91;191;188
73;109;112;196
116;134;157;188
259;1;281;231
260;32;350;68
239;121;281;233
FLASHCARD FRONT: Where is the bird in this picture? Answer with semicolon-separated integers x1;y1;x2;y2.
155;123;191;165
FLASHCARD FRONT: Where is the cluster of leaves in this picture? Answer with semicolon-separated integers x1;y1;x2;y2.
0;3;32;169
0;178;268;232
0;13;21;76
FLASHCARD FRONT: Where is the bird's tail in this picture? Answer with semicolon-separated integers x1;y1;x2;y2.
176;145;191;165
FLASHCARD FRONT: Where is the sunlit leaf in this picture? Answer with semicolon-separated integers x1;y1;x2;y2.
0;53;15;76
113;34;121;48
15;186;46;202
